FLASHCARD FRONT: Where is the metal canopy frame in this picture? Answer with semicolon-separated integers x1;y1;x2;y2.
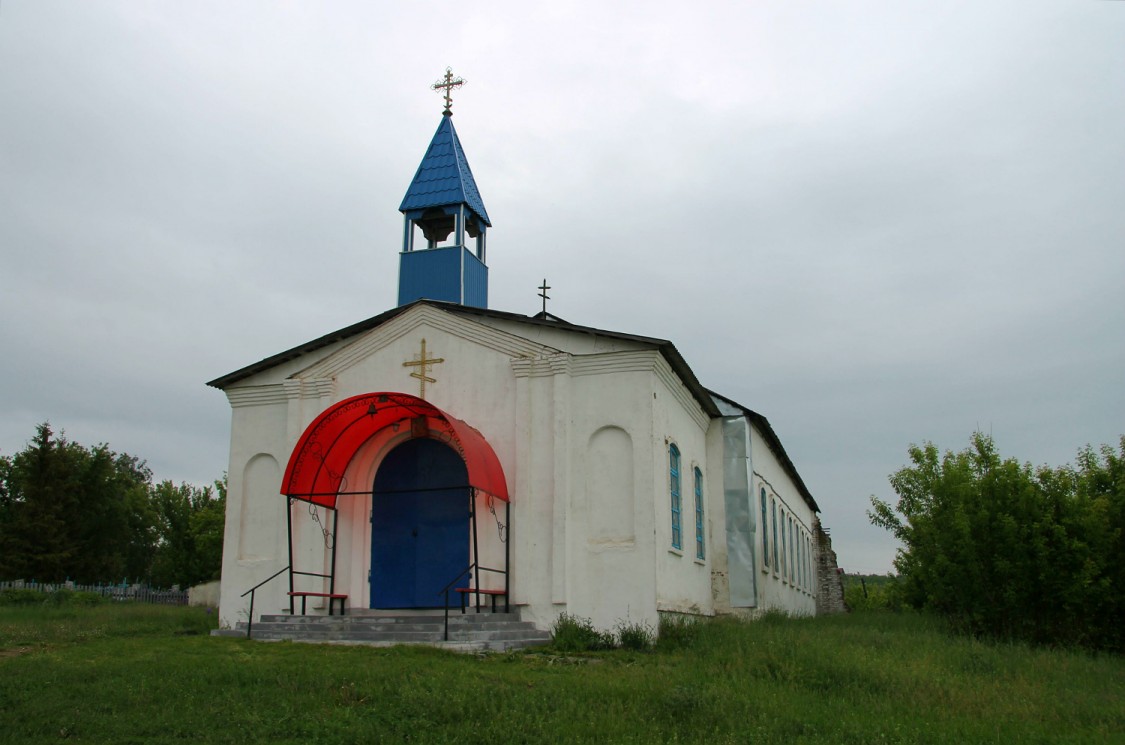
277;392;511;617
280;484;509;617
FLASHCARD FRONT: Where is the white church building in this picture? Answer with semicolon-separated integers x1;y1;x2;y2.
209;87;839;634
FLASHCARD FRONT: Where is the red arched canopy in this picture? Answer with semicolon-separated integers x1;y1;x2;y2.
280;392;508;509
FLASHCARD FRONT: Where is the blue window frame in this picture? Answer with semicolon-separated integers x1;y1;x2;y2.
694;467;705;560
809;536;814;586
760;488;769;568
789;518;795;584
771;498;778;572
794;523;799;585
797;529;804;588
783;510;792;580
669;445;682;550
806;536;813;588
804;533;810;588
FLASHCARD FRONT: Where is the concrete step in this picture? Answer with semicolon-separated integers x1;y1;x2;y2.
246;628;550;644
246;627;545;641
220;609;551;652
257;612;521;626
254;618;532;633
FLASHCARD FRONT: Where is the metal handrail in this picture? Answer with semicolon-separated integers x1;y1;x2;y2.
436;563;512;641
239;565;290;639
466;565;508;617
438;564;478;641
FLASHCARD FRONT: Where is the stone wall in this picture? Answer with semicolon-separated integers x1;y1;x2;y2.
813;519;847;614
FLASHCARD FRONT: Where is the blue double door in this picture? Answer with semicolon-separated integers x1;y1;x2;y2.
370;438;469;609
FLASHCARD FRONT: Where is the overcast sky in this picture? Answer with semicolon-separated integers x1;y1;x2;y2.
2;1;1122;574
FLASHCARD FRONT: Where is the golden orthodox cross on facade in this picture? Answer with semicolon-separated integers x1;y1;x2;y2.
432;67;465;115
403;338;444;399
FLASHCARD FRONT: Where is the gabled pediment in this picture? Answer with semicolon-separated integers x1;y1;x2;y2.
207;300;719;420
293;303;559;382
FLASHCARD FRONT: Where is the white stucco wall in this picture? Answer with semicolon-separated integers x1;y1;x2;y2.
215;303;820;633
748;421;817;616
556;358;660;632
649;357;714;620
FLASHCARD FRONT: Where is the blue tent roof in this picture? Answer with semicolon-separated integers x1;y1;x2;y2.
399;115;491;227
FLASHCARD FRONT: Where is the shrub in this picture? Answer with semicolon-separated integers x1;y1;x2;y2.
870;433;1125;651
0;588;45;606
843;575;905;612
45;589;77;605
550;613;615;652
70;591;107;606
0;588;107;606
615;620;655;651
758;609;791;624
656;614;702;651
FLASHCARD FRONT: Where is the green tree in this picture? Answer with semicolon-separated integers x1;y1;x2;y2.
0;423;226;588
0;424;83;581
0;423;167;585
870;433;1125;651
149;478;225;589
191;475;227;582
68;445;154;582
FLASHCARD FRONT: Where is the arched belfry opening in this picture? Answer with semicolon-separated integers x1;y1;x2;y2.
279;392;510;615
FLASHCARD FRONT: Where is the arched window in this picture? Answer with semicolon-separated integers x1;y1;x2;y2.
669;444;682;550
694;467;705;560
760;488;769;569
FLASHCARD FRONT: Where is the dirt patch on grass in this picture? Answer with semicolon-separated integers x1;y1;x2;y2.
0;646;35;659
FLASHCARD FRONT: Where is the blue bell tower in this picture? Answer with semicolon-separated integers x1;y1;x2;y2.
398;69;491;308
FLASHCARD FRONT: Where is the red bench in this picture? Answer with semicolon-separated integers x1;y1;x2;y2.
288;591;348;616
454;587;507;613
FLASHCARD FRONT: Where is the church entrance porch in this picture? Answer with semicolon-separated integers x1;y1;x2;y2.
370;438;469;609
274;391;510;623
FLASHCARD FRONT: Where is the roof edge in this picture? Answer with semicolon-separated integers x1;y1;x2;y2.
207;300;721;420
206;303;418;390
709;389;820;513
441;304;720;418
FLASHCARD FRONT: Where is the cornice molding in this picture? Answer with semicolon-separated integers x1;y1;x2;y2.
226;385;288;408
570;350;658;377
512;353;571;378
283;377;334;400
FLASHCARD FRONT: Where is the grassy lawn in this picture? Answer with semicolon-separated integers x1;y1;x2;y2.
1;604;1122;744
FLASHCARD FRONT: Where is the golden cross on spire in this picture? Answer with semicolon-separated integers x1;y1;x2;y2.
432;67;465;115
403;338;444;399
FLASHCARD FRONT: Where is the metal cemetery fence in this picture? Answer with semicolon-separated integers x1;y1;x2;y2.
0;579;189;605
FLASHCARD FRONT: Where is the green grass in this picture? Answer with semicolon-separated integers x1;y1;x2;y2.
1;606;1122;743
